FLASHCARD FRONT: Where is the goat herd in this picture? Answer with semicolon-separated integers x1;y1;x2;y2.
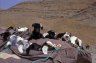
0;23;89;56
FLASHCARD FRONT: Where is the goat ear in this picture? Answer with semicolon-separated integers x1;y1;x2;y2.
40;24;43;30
18;27;20;29
32;24;35;27
41;26;43;30
69;33;72;37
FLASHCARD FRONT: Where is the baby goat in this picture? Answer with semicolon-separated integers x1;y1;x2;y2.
56;32;82;49
43;30;56;39
5;35;32;53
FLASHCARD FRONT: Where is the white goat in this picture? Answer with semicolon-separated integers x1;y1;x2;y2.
62;32;82;48
6;35;32;53
70;36;82;48
42;41;62;54
17;27;28;32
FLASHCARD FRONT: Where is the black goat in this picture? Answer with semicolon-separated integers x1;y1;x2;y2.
27;23;43;41
1;31;11;42
0;26;15;42
26;41;55;55
43;30;56;39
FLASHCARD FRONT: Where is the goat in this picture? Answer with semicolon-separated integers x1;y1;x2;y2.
69;36;82;49
56;32;83;49
26;40;61;55
0;31;11;42
5;35;32;53
6;26;16;34
42;41;62;54
56;32;71;41
26;43;42;55
43;30;56;39
17;27;29;32
0;26;16;42
16;27;30;38
27;23;43;41
6;26;14;31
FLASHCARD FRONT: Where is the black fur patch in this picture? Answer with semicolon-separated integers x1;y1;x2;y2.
75;39;79;46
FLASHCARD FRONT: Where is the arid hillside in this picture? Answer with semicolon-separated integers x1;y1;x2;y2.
0;0;96;44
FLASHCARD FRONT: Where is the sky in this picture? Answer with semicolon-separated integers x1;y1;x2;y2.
0;0;43;10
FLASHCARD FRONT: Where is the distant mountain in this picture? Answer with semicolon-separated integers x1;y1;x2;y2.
0;0;96;26
71;2;96;26
0;0;43;10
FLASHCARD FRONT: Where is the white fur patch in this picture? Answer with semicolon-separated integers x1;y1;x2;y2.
7;35;30;53
62;32;71;41
46;41;56;47
70;36;82;47
43;33;48;37
42;45;48;54
17;27;28;32
6;41;12;46
18;45;23;53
